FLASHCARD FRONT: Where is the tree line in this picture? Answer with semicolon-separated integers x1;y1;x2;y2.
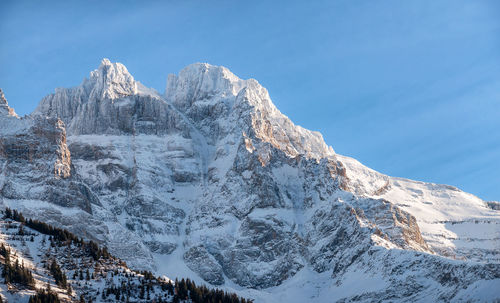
4;207;111;261
0;243;35;288
3;207;253;303
28;288;61;303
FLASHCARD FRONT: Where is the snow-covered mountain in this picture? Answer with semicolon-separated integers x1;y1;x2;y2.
1;59;499;302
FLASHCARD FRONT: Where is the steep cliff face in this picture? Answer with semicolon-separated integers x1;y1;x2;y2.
1;60;499;302
1;118;98;215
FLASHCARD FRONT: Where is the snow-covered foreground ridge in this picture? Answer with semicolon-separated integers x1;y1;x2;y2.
0;59;499;302
0;208;251;302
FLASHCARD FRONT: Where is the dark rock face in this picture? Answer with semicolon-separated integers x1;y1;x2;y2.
184;246;225;285
487;201;500;210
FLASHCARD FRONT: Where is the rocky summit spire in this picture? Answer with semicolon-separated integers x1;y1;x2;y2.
165;62;247;112
86;58;137;100
0;88;18;117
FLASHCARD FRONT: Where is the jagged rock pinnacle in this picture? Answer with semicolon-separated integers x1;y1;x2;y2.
0;88;18;117
0;88;6;104
87;58;137;99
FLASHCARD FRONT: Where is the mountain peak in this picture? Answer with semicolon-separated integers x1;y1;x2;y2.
86;58;137;99
165;62;247;111
4;59;500;302
100;57;112;66
179;62;242;85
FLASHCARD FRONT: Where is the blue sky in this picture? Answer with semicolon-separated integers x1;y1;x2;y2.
1;0;499;200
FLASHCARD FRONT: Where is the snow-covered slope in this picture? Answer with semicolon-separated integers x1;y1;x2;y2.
0;209;250;302
1;59;499;302
339;155;499;263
